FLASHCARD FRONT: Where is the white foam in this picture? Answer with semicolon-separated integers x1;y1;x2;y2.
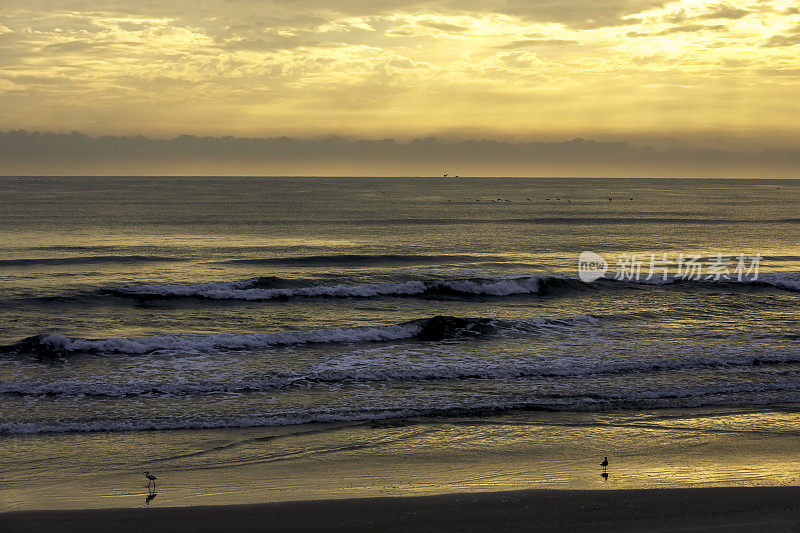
107;277;542;300
758;273;800;292
4;376;800;434
7;324;799;398
441;277;540;295
35;323;423;354
3;314;604;358
605;271;800;291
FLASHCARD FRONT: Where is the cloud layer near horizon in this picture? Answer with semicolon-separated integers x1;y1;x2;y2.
2;130;799;177
1;0;799;144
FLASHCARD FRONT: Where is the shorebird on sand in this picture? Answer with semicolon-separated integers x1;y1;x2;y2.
600;457;609;472
144;471;157;488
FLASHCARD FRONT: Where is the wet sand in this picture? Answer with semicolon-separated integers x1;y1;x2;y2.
3;406;800;533
4;487;800;532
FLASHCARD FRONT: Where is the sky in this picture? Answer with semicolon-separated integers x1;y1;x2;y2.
1;0;800;175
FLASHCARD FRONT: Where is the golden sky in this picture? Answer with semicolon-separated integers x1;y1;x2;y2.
1;0;799;146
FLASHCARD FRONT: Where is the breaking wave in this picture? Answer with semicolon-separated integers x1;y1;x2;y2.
606;272;800;292
0;315;509;357
101;271;800;304
104;276;545;300
3;346;800;398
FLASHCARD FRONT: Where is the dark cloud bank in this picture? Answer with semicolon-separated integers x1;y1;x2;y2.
1;130;799;177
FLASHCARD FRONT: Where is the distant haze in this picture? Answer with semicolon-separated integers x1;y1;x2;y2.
1;130;799;177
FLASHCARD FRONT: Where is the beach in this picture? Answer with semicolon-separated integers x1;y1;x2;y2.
4;407;800;530
5;487;800;532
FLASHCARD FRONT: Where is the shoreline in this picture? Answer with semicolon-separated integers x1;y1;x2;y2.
4;405;800;513
4;487;800;532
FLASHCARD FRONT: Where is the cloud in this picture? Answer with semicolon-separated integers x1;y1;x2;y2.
698;4;751;20
498;39;579;49
471;0;669;28
627;24;728;37
8;0;671;30
660;24;727;35
417;20;469;33
663;9;688;24
763;26;800;47
495;51;547;69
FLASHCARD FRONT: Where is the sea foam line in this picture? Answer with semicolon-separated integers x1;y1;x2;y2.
4;379;800;434
0;315;595;357
3;347;799;397
104;270;800;302
105;276;544;300
9;324;423;355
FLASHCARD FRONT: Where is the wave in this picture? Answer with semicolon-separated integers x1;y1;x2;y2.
4;271;795;311
104;276;545;300
750;274;800;292
304;217;800;226
219;253;503;266
0;315;507;357
604;272;800;292
4;379;800;434
0;255;183;267
4;346;800;398
103;271;800;303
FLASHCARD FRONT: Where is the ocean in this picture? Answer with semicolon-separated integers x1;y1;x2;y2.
1;176;798;435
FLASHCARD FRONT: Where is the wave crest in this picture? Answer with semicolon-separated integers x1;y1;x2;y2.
104;276;544;300
0;315;507;357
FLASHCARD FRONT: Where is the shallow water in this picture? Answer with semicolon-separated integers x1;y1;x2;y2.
3;407;800;511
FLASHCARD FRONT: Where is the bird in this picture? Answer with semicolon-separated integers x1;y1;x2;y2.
600;457;609;471
144;471;157;488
